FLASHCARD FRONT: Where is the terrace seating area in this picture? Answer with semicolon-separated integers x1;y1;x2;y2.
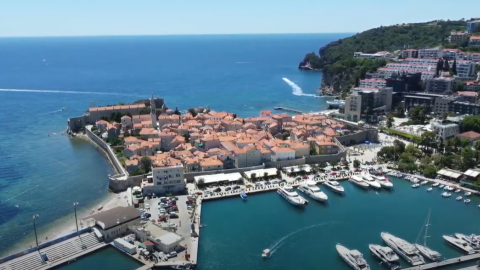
0;232;103;270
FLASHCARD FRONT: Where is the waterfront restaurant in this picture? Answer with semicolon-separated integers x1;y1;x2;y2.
194;172;243;186
437;168;463;181
244;168;278;179
461;168;480;189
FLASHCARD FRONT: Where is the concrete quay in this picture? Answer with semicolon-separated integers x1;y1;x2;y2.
403;253;480;270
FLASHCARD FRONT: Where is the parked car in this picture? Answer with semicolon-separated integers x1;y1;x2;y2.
169;213;179;218
169;251;177;258
187;195;196;200
225;187;232;191
233;185;240;190
270;179;281;184
213;187;221;192
141;213;151;219
160;197;168;203
187;205;193;210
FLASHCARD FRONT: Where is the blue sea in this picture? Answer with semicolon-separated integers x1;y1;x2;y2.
0;34;349;256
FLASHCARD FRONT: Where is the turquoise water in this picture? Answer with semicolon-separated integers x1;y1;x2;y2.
50;246;142;270
198;178;480;270
0;34;350;256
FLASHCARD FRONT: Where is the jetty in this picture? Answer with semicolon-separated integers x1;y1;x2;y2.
273;107;304;114
403;253;480;270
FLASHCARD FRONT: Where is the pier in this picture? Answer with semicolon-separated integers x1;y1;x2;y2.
273;107;304;114
403;253;480;270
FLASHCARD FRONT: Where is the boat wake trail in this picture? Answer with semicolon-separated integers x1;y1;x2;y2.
282;78;316;97
0;185;39;205
0;88;141;97
39;108;64;116
268;222;337;255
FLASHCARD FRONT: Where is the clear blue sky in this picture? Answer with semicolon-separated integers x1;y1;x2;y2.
1;0;479;37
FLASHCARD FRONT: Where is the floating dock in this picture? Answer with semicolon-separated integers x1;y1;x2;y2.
273;107;304;114
403;253;480;270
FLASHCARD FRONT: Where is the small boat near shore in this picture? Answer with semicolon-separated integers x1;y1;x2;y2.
465;199;471;204
412;184;420;188
369;244;401;270
441;192;451;198
240;193;248;200
426;188;433;192
431;183;439;187
336;243;370;270
465;192;472;196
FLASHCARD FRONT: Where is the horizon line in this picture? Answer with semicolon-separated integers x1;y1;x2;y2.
0;32;355;38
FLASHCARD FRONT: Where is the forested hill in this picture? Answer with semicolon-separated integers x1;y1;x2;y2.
298;19;467;94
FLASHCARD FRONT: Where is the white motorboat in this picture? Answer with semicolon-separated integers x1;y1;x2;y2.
443;235;476;254
414;210;442;262
465;192;472;196
420;180;429;185
447;186;455;191
350;175;369;189
439;185;445;188
465;199;471;204
381;232;425;266
336;244;370;270
298;180;328;202
412;184;420;188
374;176;394;189
277;186;307;206
369;244;401;270
455;233;480;250
441;192;451;198
362;174;381;189
456;196;463;201
411;178;419;184
426;187;433;192
455;189;461;193
443;186;449;190
324;180;345;194
431;183;439;187
262;249;271;258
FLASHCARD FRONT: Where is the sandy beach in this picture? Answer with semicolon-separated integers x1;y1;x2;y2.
2;190;130;258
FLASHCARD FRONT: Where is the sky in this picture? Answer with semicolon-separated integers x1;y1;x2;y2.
1;0;480;37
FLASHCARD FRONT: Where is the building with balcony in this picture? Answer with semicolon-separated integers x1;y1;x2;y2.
425;77;455;93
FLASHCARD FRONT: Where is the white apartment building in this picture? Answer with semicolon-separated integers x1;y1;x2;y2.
456;61;476;78
403;58;438;65
377;68;435;80
425;77;455;93
359;79;387;88
402;49;418;59
430;120;459;140
344;87;393;122
469;36;480;46
143;161;186;195
353;51;393;59
385;63;435;72
270;147;295;161
418;48;441;59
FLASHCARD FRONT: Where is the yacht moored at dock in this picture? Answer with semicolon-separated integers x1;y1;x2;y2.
298;180;328;202
415;210;441;262
454;233;480;250
324;180;345;194
362;174;381;189
443;235;476;254
381;232;425;266
277;186;307;206
374;176;393;189
350;175;369;189
369;244;401;270
336;244;370;270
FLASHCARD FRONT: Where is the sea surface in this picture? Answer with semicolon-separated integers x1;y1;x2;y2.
198;178;480;270
0;33;349;256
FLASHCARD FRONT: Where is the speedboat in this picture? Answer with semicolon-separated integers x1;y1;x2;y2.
369;244;401;270
381;232;425;266
297;180;328;202
455;233;480;250
456;196;463;201
441;192;451;198
455;189;461;193
362;174;381;189
465;199;471;204
240;192;248;200
374;176;394;189
420;180;429;185
412;184;420;188
262;249;271;258
465;192;472;196
443;235;476;254
324;180;345;194
439;185;445;188
431;183;439;187
336;244;370;270
426;188;433;192
350;175;369;189
277;186;307;206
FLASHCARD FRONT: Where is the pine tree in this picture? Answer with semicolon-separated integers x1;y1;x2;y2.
452;59;457;75
436;59;443;76
444;60;450;72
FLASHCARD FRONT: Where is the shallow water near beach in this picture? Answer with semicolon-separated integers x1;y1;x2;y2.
198;177;480;270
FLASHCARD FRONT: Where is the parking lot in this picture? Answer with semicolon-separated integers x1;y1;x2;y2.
139;195;195;261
